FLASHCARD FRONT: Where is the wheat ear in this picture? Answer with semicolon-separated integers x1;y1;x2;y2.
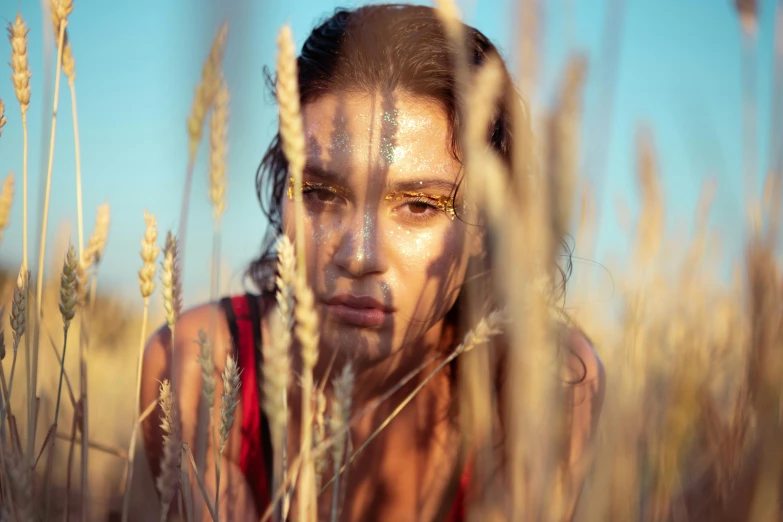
265;236;295;518
215;355;241;520
121;211;160;522
179;21;229;270
7;266;27;402
42;245;78;516
276;25;319;520
157;380;182;522
0;99;5;138
8;13;31;269
196;328;218;480
209;75;228;300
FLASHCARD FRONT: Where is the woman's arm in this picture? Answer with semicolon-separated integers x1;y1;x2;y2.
140;303;259;521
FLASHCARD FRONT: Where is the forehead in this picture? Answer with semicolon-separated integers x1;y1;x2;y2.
301;92;460;181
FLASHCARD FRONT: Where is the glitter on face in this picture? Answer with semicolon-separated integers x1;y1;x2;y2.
380;109;399;165
287;93;474;367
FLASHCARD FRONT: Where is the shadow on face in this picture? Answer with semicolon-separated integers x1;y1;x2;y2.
281;90;480;376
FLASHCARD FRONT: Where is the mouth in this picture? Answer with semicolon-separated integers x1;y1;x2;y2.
322;294;394;328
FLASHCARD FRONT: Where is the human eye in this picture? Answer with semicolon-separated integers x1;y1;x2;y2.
387;192;456;222
301;181;346;210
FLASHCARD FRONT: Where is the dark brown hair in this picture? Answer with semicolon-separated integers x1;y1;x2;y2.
248;3;574;358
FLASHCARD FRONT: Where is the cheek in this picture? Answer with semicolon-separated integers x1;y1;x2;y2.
385;223;469;292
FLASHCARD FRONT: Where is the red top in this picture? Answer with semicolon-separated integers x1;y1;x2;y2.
221;294;469;521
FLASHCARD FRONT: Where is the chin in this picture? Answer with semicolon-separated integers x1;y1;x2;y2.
318;317;398;364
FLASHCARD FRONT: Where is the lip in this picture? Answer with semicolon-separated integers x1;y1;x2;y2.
322;294;394;327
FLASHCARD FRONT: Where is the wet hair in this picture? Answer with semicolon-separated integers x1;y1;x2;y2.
247;3;578;377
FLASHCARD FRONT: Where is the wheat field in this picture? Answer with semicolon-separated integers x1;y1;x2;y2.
0;0;781;521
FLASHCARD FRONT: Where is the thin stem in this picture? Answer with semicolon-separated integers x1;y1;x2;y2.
53;328;71;431
7;348;18;403
319;348;466;493
215;457;222;522
47;328;77;407
183;443;218;522
64;410;78;521
69;79;84;256
78;318;89;522
0;439;19;520
177;156;196;283
22;112;28;271
181;464;194;522
55;431;127;460
32;19;68;460
120;301;151;522
71;80;90;519
0;365;13;443
210;222;221;301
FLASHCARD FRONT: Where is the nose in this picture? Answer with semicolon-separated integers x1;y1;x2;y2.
332;209;388;278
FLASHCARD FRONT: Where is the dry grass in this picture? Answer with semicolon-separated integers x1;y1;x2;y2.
0;2;780;522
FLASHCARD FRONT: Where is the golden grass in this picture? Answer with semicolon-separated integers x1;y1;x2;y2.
0;2;780;522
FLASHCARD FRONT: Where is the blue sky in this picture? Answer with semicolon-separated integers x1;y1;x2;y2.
0;0;777;309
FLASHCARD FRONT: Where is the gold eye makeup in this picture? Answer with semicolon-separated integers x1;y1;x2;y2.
385;191;456;220
287;177;351;200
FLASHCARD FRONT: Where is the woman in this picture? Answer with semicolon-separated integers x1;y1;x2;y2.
141;4;605;521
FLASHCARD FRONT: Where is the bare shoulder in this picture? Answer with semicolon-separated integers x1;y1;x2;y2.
142;301;233;384
140;301;236;475
562;328;604;388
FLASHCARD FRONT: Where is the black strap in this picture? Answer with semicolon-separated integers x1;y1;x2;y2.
219;297;240;359
246;293;275;500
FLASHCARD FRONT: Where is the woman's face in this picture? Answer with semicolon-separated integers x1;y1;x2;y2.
282;91;480;366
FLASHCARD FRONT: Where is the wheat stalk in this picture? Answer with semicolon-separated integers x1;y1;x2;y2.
8;13;31;270
7;266;27;402
42;245;78;516
276;25;307;277
161;232;183;332
73;203;109;521
121;211;160;522
215;355;240;520
276;24;320;521
32;2;72;460
195;327;218;498
157;379;182;522
209;76;228;301
179;21;229;270
265;237;294;519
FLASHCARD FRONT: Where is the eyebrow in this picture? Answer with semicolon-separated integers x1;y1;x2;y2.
303;161;459;194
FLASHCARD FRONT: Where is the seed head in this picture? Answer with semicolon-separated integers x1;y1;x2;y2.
157;379;181;521
209;76;229;221
8;14;32;115
138;210;160;300
219;355;241;454
195;329;216;407
10;266;27;349
59;245;78;330
160;232;182;329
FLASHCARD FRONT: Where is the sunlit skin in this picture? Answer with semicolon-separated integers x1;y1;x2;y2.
140;89;603;522
286;91;482;385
